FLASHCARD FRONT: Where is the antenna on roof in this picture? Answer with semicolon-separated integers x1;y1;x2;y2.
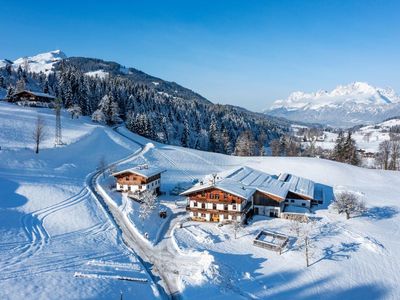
212;173;217;185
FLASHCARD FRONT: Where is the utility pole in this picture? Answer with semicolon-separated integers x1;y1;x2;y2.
54;98;63;146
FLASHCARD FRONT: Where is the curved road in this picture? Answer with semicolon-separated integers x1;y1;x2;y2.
87;126;201;300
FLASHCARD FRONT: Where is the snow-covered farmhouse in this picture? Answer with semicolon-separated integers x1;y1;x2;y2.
112;164;164;195
181;166;324;223
8;90;56;107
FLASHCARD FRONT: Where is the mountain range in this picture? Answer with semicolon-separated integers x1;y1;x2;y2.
266;82;400;127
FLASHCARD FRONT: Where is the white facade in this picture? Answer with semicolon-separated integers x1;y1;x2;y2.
285;198;311;208
188;199;244;222
116;178;161;193
254;205;281;217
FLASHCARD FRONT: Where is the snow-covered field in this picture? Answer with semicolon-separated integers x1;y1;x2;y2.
0;102;160;299
1;101;400;299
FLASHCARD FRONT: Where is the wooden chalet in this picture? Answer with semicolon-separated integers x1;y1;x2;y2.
182;184;253;222
8;90;56;106
112;164;164;196
181;166;322;223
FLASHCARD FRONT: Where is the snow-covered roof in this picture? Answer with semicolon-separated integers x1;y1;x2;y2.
181;166;294;200
14;90;56;99
278;173;315;199
112;164;165;179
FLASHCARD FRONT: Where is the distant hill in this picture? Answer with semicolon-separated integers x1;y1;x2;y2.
0;50;288;155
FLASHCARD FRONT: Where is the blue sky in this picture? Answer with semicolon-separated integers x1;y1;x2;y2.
1;0;399;110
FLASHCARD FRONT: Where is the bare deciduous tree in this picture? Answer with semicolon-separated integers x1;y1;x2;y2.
139;190;158;227
289;219;316;267
389;141;400;171
232;219;243;239
332;192;366;220
33;116;46;154
376;140;391;170
270;139;281;156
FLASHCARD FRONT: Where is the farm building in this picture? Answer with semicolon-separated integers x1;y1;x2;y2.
112;164;164;196
8;90;56;107
181;166;325;222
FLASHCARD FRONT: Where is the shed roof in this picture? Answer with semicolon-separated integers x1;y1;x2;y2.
278;173;315;199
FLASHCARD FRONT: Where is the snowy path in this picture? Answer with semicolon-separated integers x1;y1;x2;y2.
89;126;214;299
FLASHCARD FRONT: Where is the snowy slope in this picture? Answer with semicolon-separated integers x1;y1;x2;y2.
8;50;66;74
266;82;400;127
2;101;400;299
99;127;400;299
0;102;160;300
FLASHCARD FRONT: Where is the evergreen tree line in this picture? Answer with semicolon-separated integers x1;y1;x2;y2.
330;131;360;166
0;62;287;155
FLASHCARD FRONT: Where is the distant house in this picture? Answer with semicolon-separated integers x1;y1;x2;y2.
181;166;324;223
112;164;164;196
8;90;56;107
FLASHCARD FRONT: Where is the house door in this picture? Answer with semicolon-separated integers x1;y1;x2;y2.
211;214;219;222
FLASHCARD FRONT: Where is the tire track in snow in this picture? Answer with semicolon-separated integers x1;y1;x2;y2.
3;188;91;269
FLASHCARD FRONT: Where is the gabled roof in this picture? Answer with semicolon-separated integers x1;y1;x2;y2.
180;181;255;200
112;165;165;179
278;173;315;199
181;166;293;201
13;90;56;99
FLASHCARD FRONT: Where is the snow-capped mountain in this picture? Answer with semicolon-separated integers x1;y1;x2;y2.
266;82;400;127
11;50;67;74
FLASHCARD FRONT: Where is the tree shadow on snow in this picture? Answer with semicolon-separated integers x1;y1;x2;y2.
362;206;399;221
311;242;361;266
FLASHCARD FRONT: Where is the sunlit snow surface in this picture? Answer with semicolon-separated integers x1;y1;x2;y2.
1;101;400;299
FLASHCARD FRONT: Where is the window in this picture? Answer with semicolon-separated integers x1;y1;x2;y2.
291;199;295;203
215;194;220;199
302;203;306;207
224;193;227;199
193;201;197;207
213;203;217;210
201;213;206;218
232;204;237;210
202;203;206;209
139;185;142;189
201;191;205;197
125;176;129;180
210;193;214;199
224;204;228;211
